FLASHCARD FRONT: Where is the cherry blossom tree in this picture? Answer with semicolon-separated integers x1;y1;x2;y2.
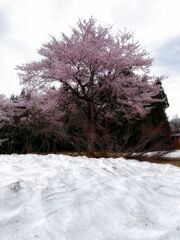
17;17;163;152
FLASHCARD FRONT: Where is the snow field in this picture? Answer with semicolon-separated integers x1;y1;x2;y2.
0;154;180;240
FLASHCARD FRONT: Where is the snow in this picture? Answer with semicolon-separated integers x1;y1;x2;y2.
145;150;180;158
165;150;180;158
0;154;180;240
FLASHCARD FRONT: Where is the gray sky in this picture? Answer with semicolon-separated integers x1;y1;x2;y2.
0;0;180;119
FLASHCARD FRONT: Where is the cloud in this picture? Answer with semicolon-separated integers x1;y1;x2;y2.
0;8;9;36
155;36;180;75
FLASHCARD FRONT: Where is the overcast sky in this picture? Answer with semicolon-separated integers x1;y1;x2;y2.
0;0;180;119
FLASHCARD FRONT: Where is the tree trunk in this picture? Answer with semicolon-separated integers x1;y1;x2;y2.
86;102;96;153
87;124;96;152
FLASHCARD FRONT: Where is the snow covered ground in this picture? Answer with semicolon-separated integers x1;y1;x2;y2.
165;150;180;158
145;150;180;158
0;154;180;240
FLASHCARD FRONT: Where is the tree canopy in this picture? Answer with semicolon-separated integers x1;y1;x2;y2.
0;17;170;153
15;18;164;152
